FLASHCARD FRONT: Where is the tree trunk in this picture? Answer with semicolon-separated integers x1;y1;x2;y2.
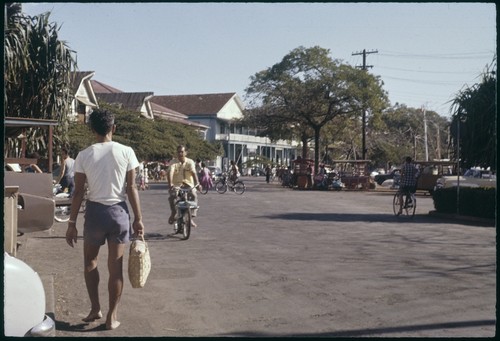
301;133;308;159
314;126;321;174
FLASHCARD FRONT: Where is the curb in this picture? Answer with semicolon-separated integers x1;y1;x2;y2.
428;210;495;226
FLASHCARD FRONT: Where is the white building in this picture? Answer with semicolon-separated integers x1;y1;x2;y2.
152;93;298;172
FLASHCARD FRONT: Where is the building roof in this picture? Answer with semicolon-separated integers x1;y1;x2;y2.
95;92;153;112
90;79;123;94
150;102;209;130
70;71;94;93
152;93;240;116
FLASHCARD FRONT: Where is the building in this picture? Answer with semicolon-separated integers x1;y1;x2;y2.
70;72;297;170
69;71;99;122
152;93;298;172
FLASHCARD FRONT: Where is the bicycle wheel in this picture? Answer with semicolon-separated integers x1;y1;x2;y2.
182;210;192;240
199;184;209;195
233;181;246;195
407;194;416;218
393;192;402;216
54;205;71;222
215;181;227;194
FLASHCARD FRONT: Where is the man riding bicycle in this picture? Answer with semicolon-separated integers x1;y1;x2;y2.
167;145;201;227
399;156;420;212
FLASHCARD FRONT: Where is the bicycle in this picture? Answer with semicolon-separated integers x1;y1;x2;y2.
393;188;416;218
172;187;199;240
214;173;246;194
53;183;88;222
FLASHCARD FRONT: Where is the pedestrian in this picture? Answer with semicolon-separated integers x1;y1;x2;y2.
65;108;145;331
265;164;271;183
199;162;213;190
143;164;149;190
57;147;75;196
306;162;313;189
137;160;145;190
167;145;202;227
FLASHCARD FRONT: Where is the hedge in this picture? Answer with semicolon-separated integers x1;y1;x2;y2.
432;187;496;220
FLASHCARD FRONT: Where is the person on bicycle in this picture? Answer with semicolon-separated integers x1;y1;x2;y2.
229;160;240;182
167;145;201;227
400;156;420;207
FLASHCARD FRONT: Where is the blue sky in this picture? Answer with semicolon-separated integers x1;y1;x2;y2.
23;2;496;118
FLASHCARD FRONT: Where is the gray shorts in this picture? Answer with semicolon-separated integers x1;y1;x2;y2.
84;201;132;246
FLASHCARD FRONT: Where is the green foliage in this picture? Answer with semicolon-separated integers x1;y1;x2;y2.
4;3;77;154
244;46;388;172
366;104;450;169
432;187;495;219
67;103;222;162
450;60;496;171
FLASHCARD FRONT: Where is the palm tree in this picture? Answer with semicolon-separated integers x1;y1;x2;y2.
449;59;496;171
4;2;77;156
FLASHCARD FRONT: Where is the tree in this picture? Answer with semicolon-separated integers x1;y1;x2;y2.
243;46;388;173
67;103;222;162
4;3;77;156
449;60;496;171
366;104;450;168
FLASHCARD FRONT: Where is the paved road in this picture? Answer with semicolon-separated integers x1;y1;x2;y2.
15;177;496;337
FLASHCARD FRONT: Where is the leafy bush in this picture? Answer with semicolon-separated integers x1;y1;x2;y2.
432;187;496;219
67;103;223;162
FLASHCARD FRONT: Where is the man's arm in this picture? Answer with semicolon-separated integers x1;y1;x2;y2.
126;167;144;237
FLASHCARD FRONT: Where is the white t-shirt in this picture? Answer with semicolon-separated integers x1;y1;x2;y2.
74;141;139;205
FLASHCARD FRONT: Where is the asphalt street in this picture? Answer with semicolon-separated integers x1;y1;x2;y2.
14;176;496;337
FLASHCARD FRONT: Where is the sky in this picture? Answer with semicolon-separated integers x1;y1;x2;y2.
22;2;496;118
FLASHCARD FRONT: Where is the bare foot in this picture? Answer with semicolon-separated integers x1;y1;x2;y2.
191;220;197;228
106;320;121;330
82;310;103;322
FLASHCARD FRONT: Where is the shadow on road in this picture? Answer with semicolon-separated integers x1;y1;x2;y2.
259;212;488;226
219;319;496;337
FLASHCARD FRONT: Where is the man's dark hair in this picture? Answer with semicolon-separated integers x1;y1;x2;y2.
405;156;412;163
89;108;115;136
62;147;70;155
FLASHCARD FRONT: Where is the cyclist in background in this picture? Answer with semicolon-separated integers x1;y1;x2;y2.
399;156;420;209
167;145;201;227
229;160;240;182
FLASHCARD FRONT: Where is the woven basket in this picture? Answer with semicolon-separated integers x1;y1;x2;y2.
128;236;151;288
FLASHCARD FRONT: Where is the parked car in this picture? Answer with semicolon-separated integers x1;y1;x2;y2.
4;252;55;336
4;171;55;234
435;168;496;190
374;168;401;186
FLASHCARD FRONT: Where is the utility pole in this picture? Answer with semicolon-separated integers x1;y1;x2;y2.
423;106;429;161
352;49;378;160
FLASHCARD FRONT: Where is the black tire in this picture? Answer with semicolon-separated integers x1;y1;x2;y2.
182;210;192;240
200;184;209;195
393;192;402;216
408;195;416;218
233;181;246;195
215;181;227;194
54;205;71;222
174;216;182;234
